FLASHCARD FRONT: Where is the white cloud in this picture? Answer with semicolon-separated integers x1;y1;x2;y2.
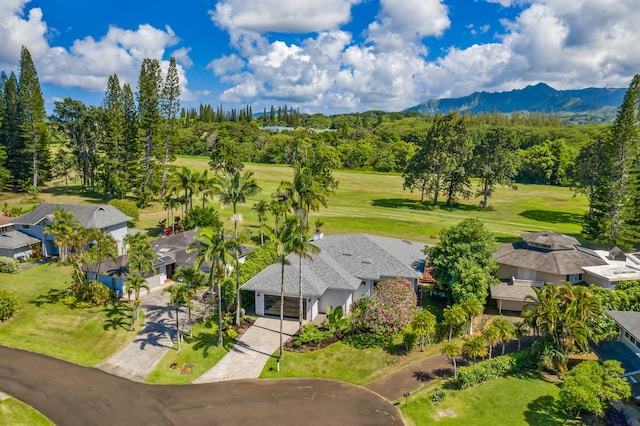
171;47;193;69
210;0;361;34
0;0;49;66
207;54;245;76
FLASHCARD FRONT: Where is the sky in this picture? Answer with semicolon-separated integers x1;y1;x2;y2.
1;0;640;114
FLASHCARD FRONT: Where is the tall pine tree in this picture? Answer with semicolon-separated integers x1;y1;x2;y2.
160;57;180;197
101;74;126;197
18;46;50;193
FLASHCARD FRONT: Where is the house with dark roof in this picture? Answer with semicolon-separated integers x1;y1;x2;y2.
490;231;608;313
9;203;132;257
0;231;41;260
241;234;426;321
601;311;640;401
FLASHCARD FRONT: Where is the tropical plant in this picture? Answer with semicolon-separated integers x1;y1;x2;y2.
324;305;348;333
188;224;235;347
492;316;516;355
482;325;501;359
514;321;528;352
125;274;150;330
218;169;262;326
290;221;320;332
458;297;484;335
441;341;462;380
251;200;270;245
164;283;194;349
443;303;466;341
462;335;488;363
410;308;437;351
44;207;80;262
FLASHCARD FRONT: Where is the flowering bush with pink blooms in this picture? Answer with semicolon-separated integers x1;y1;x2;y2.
351;278;418;334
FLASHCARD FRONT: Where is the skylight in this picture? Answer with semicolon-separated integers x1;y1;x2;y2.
362;258;372;264
342;249;353;256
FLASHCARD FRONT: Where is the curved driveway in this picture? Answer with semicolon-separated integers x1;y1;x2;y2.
0;346;402;426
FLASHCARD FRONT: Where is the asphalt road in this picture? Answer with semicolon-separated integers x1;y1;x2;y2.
0;346;402;426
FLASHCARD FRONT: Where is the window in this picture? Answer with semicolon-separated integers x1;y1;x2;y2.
566;274;582;283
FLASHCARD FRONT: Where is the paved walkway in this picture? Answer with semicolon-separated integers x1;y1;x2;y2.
194;317;299;383
97;288;177;382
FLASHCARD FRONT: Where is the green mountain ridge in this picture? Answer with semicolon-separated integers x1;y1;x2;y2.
404;82;626;123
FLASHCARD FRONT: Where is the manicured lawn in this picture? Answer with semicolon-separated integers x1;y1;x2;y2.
146;322;231;384
0;263;135;366
0;394;54;426
400;371;580;426
260;338;446;386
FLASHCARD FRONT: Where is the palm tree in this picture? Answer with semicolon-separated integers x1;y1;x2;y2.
174;266;205;337
197;169;220;208
459;297;484;335
492;316;516;355
125;274;150;331
251;200;270;245
410;309;437;351
462;335;488;363
44;207;80;261
219;170;262;326
188;225;235;347
443;304;466;340
293;164;334;229
266;216;298;361
164;283;193;350
171;166;198;213
441;341;462;380
290;221;320;332
514;321;528;352
482;325;500;359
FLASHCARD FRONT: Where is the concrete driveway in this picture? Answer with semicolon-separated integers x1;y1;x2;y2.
0;346;402;426
97;289;177;382
195;316;299;383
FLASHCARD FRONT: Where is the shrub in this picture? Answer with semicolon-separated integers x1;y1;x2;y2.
0;290;19;321
225;328;238;340
0;256;20;274
108;199;139;223
456;350;538;389
403;331;417;351
293;324;335;347
183;206;219;230
430;388;446;403
350;278;417;334
344;332;393;349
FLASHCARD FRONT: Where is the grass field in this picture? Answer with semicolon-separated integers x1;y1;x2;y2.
260;338;447;386
0;394;54;426
0;263;135;366
0;156;590;245
146;322;231;384
400;371;580;426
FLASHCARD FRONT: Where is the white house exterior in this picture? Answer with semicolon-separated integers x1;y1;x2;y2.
241;234;426;321
10;203;132;256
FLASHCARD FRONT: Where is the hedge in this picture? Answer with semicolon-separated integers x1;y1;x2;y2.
0;256;20;274
456;350;538;389
0;289;18;321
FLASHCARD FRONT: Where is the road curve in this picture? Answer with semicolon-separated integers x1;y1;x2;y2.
0;346;403;426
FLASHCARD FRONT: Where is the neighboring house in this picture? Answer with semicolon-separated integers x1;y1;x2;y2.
86;254;175;298
88;229;254;297
10;203;132;257
241;233;426;321
602;310;640;401
582;248;640;289
0;230;40;260
490;231;608;313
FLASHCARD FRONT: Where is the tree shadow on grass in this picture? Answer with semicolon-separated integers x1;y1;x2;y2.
30;288;68;307
190;330;233;358
519;210;584;226
371;198;432;210
103;302;133;331
40;185;108;202
524;394;576;425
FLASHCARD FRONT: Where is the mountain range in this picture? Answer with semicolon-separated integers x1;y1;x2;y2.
404;83;627;123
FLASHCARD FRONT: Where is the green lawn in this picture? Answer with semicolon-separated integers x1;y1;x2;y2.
400;372;580;426
0;263;135;366
260;338;446;386
0;394;54;426
1;157;590;244
146;322;231;384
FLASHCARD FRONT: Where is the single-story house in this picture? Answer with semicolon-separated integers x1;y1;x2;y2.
582;248;640;289
603;310;640;401
9;203;132;257
491;231;608;313
0;230;41;260
241;233;426;321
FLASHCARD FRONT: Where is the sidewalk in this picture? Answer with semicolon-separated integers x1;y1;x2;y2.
194;317;299;383
97;288;177;382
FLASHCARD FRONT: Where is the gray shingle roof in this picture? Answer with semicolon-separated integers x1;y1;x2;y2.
522;231;579;249
12;203;132;229
606;310;640;341
241;234;426;297
494;239;607;276
0;230;40;249
490;282;536;302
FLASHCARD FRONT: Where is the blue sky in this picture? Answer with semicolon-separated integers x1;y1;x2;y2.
1;0;639;114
